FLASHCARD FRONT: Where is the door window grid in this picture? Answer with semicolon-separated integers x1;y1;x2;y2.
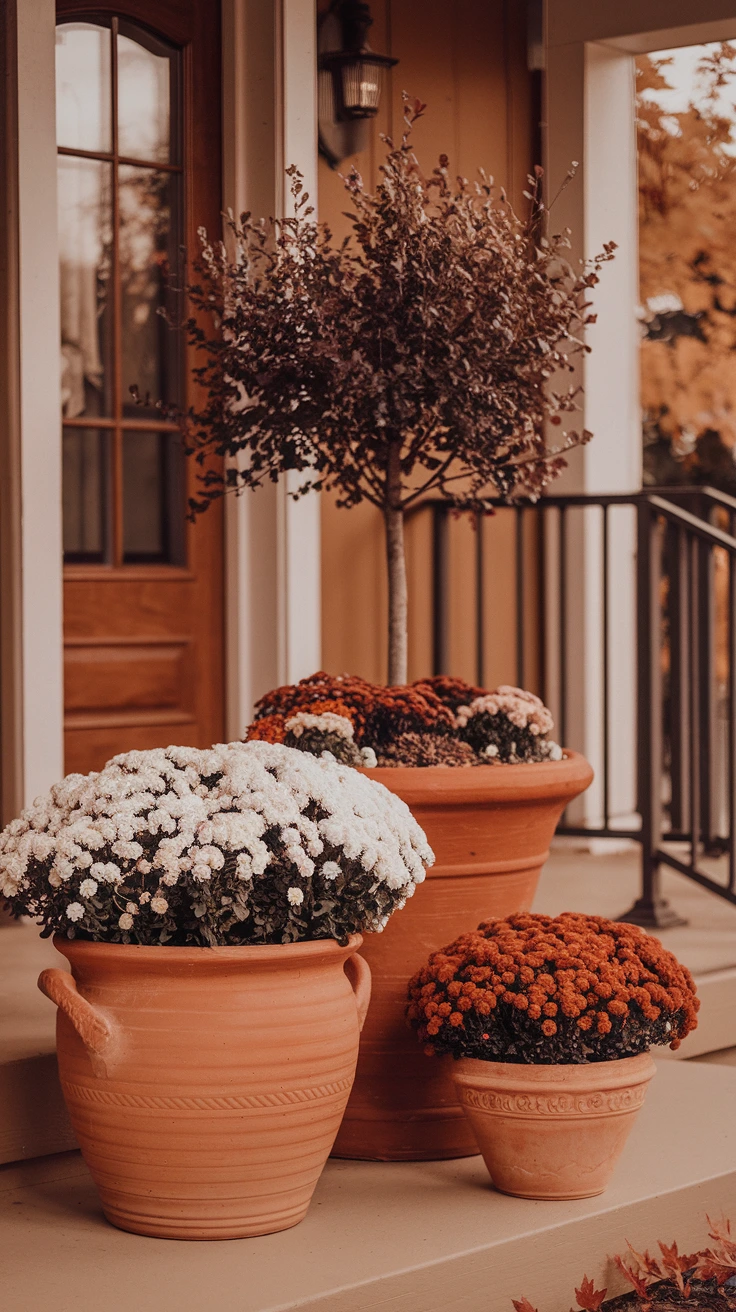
57;15;185;565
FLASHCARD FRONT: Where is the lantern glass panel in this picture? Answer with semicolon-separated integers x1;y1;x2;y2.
340;57;382;117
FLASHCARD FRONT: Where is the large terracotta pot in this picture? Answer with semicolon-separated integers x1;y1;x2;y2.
332;751;593;1161
453;1052;656;1199
38;935;370;1239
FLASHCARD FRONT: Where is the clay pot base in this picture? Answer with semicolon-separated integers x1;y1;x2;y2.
453;1052;656;1201
102;1207;309;1242
333;752;594;1162
40;936;371;1240
492;1184;614;1201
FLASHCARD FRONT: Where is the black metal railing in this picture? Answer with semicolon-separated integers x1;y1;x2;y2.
410;486;736;926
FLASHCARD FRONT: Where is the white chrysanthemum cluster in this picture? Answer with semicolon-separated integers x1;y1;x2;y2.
283;710;378;769
0;741;433;946
456;686;554;736
285;711;354;741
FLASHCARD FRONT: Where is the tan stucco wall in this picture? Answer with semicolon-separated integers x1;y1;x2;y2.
318;0;537;685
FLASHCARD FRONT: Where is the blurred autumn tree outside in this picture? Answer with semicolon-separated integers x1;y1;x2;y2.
638;42;736;490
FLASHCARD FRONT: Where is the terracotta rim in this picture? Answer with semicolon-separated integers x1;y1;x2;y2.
52;932;363;967
361;749;593;805
455;1051;656;1086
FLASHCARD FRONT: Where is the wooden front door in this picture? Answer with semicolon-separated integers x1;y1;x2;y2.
56;1;224;775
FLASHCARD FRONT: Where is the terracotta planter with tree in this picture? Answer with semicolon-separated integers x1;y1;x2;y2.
247;674;593;1158
175;99;611;1158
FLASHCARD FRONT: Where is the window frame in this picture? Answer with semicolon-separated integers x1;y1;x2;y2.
57;10;187;569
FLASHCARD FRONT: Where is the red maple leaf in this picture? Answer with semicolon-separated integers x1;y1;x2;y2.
512;1300;538;1312
573;1274;607;1310
708;1215;736;1266
657;1240;697;1294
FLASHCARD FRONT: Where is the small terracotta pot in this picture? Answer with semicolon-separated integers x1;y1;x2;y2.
38;934;370;1239
453;1052;656;1199
332;751;593;1161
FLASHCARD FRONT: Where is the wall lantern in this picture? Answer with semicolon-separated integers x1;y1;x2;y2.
318;0;397;168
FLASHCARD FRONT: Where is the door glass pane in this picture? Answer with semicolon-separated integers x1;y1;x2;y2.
63;429;108;561
58;157;113;419
56;22;111;154
119;165;182;418
122;431;184;563
57;17;185;569
117;31;172;164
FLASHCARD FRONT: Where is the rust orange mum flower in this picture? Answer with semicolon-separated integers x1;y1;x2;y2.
406;912;699;1065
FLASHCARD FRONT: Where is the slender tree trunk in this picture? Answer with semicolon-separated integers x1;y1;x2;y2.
384;444;408;685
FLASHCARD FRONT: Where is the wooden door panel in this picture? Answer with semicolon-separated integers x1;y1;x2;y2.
64;720;200;777
58;0;224;776
64;640;193;713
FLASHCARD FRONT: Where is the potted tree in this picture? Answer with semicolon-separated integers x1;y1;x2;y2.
407;912;699;1198
0;740;432;1238
173;98;609;1159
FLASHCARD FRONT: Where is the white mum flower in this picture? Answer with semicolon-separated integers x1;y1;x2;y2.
285;711;355;741
236;853;253;880
151;896;169;914
65;902;84;921
197;845;225;870
457;687;554;737
0;739;433;943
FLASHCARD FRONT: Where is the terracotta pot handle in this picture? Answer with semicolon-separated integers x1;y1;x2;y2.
344;952;371;1031
38;968;113;1055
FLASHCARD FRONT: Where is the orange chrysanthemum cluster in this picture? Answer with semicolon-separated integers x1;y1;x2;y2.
406;913;699;1065
247;673;561;767
254;673;376;740
414;675;486;712
250;672;459;750
245;714;287;745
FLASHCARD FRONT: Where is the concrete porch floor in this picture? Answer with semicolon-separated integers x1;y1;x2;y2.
1;1062;735;1312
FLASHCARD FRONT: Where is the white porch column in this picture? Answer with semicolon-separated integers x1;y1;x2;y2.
544;33;640;831
222;0;321;741
544;0;736;834
2;0;64;810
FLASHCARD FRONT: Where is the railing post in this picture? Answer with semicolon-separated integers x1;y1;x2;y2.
621;496;686;927
696;498;720;855
666;523;689;834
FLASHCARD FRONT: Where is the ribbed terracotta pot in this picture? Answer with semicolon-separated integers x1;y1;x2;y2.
331;751;593;1162
38;934;370;1239
453;1052;656;1199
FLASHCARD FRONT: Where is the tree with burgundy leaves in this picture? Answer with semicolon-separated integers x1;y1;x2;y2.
179;97;613;684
